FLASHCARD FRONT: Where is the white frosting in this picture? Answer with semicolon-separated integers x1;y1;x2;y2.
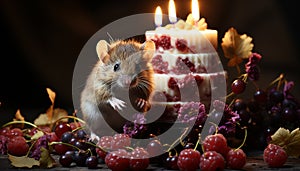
145;27;217;53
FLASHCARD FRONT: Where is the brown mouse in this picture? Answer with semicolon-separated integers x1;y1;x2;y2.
80;39;155;141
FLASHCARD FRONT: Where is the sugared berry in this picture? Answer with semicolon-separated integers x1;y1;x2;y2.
202;133;228;157
105;149;130;171
129;147;150;171
263;144;287;168
177;149;201;171
200;151;225;171
226;148;247;169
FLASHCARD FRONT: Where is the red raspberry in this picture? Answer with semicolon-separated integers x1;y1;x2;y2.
157;35;172;50
175;39;188;52
202;133;228;157
151;55;169;74
263;144;287;168
111;133;131;150
129;147;150;171
96;135;113;160
226;148;247;169
200;151;225;171
177;149;201;171
105;149;130;171
7;136;29;156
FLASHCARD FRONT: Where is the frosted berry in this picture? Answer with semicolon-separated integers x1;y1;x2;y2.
202;133;228;157
105;149;130;171
175;39;188;52
226;148;247;169
200;151;225;171
263;144;287;168
177;148;201;171
129;147;150;171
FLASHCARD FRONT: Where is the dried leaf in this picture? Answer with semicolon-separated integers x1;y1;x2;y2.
285;128;300;157
39;147;56;168
221;27;254;67
270;127;290;147
8;155;40;168
13;109;25;128
46;88;56;122
34;108;68;126
269;127;300;157
31;130;44;140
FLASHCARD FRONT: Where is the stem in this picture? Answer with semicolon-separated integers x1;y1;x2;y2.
1;121;44;132
226;92;235;99
167;127;189;152
26;140;37;157
49;141;81;151
235;123;248;151
267;73;284;90
54;115;86;125
209;122;219;134
193;133;201;151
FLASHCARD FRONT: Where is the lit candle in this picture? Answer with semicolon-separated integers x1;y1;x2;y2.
168;0;177;24
155;6;163;27
191;0;200;23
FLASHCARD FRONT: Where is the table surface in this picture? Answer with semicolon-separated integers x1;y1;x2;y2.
1;152;300;171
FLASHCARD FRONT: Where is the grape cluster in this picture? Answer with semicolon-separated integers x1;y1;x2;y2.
231;82;300;150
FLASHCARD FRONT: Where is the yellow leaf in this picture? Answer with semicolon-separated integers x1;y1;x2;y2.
39;147;56;168
13;109;25;128
31;131;44;140
285;128;300;157
221;27;254;66
34;108;68;126
46;88;56;122
269;127;290;147
8;155;40;168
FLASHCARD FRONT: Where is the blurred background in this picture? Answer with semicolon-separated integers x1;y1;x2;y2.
0;0;299;125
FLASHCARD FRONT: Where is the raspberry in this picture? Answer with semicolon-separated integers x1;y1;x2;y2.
129;147;150;171
200;151;225;171
202;133;228;157
105;149;130;171
157;35;172;50
151;55;169;74
96;135;113;160
226;148;247;169
177;149;201;171
7;136;29;156
111;133;131;150
175;39;188;52
263;144;287;168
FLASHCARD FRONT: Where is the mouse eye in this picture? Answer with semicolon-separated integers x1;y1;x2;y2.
113;63;120;72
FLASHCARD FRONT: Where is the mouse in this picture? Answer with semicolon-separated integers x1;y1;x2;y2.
80;39;155;141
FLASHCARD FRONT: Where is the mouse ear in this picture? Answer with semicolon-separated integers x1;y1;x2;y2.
96;40;110;61
140;40;156;61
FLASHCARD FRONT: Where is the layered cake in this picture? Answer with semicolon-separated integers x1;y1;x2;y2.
145;14;226;122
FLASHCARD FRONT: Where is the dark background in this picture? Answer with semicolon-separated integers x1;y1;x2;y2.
0;0;299;125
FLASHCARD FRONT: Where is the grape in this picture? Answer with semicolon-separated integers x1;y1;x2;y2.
269;90;284;104
231;79;246;94
31;135;49;160
253;89;267;104
232;99;247;112
61;131;74;143
74;151;89;167
146;139;164;157
86;156;98;169
59;154;73;167
75;129;87;140
54;122;72;139
282;107;296;122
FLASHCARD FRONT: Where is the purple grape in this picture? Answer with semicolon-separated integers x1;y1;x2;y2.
232;99;247;112
86;156;98;169
59;154;73;167
61;131;74;143
269;90;284;104
254;89;267;104
282;107;296;122
0;135;8;155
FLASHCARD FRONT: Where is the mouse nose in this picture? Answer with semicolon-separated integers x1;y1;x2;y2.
120;75;133;87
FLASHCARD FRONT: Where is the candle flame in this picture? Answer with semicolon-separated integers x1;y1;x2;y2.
192;0;200;22
168;0;177;23
155;6;162;27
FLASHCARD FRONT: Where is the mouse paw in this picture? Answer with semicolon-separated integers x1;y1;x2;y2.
89;132;100;142
136;98;147;109
108;97;126;110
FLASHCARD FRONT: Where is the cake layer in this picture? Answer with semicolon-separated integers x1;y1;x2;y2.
145;28;217;53
152;72;226;104
151;52;221;74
